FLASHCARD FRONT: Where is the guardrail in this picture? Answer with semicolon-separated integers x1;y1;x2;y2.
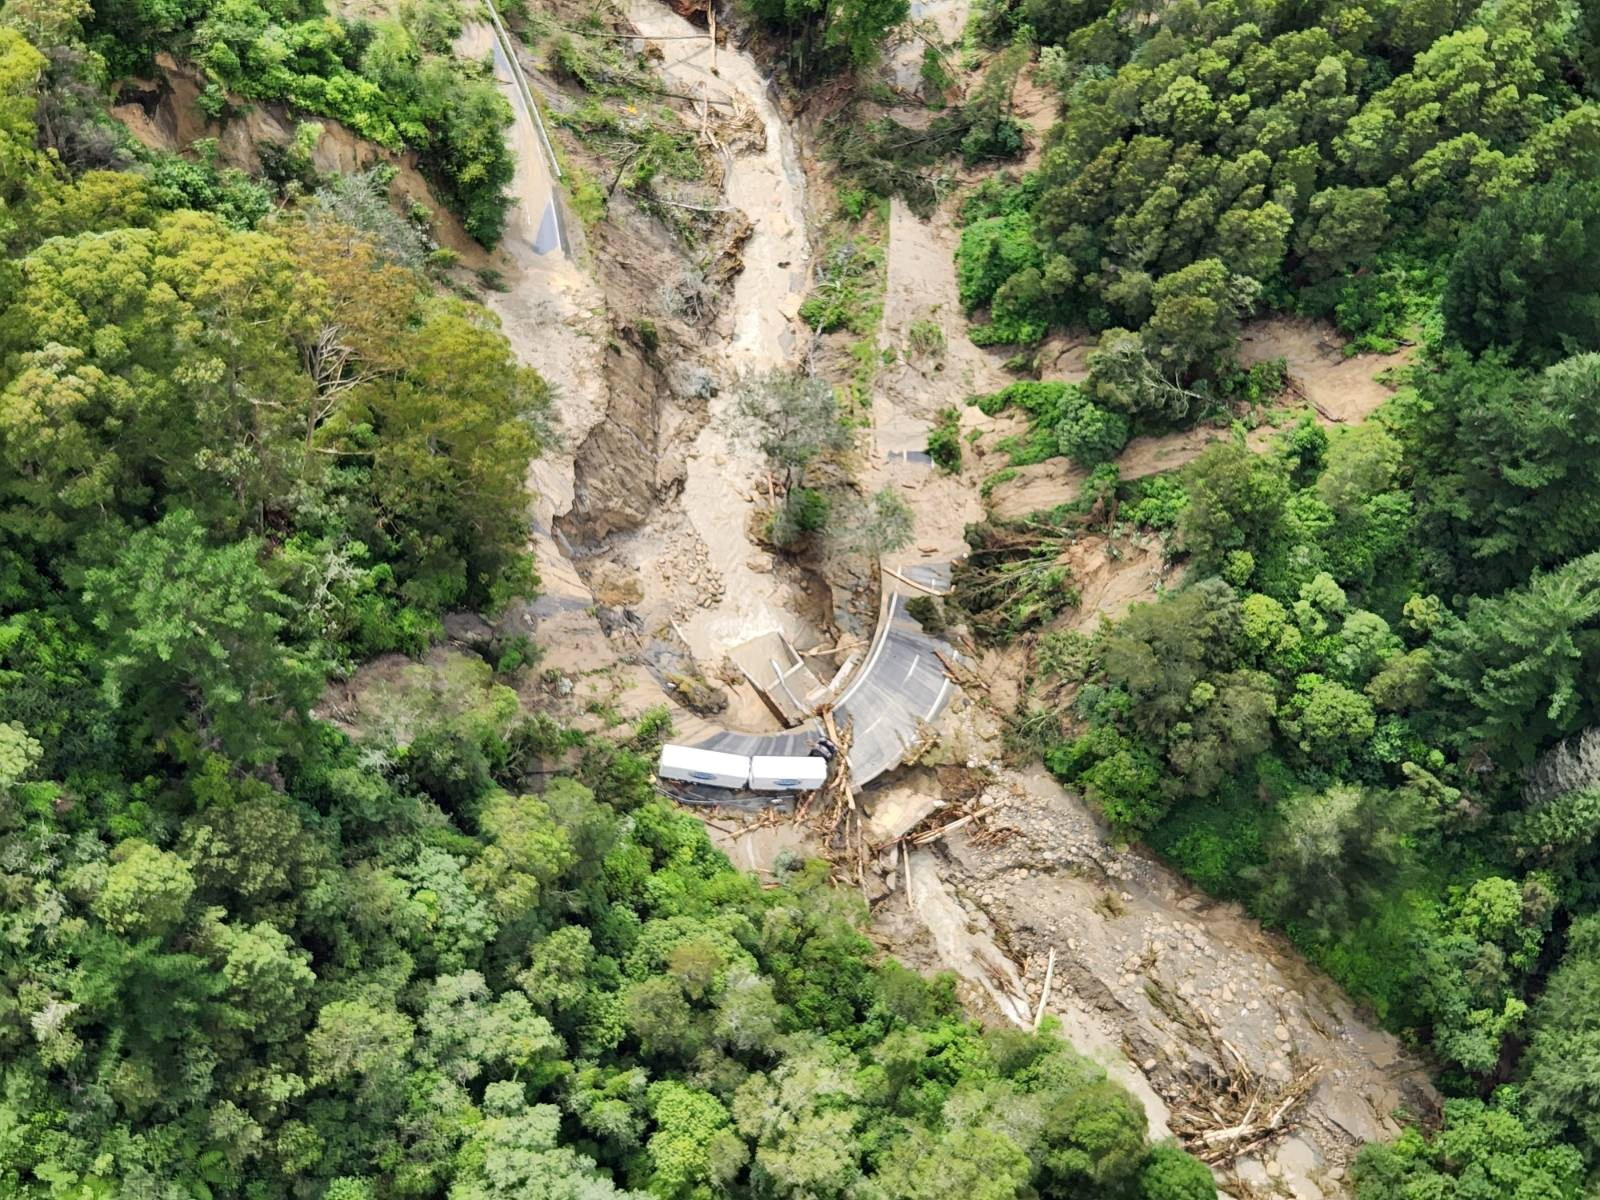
480;0;569;256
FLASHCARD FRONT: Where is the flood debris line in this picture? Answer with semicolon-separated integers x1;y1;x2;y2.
809;707;870;887
1139;977;1324;1166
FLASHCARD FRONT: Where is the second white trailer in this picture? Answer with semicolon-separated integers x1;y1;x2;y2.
748;755;828;791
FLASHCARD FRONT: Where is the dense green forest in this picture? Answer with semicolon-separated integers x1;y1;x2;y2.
0;5;1211;1198
949;0;1600;466
921;0;1600;1190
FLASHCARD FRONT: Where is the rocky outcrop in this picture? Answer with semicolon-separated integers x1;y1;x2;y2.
666;673;729;716
562;330;675;541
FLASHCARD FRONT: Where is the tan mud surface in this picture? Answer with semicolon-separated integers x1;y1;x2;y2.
870;198;1010;564
982;424;1270;523
1240;317;1415;424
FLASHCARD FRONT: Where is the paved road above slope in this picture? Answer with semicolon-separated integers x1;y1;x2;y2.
459;2;566;259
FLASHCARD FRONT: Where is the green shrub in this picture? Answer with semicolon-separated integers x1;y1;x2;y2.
960;173;1038;223
919;45;953;107
961;114;1026;163
907;317;947;361
905;595;948;632
1123;475;1189;530
927;406;963;472
838;185;872;220
956;211;1042;313
972;380;1128;467
799;238;884;334
980;466;1019;497
1215;358;1288;405
567;164;607;227
770;488;831;546
1145;786;1268;898
143;148;273;228
1046;726;1166;835
792;487;831;532
1055;393;1131;468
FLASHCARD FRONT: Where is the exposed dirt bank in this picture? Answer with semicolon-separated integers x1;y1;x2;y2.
109;53;489;262
1240;318;1415;424
465;10;683;722
981;320;1410;522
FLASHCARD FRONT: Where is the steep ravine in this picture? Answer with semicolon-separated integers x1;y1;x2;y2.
483;6;1435;1193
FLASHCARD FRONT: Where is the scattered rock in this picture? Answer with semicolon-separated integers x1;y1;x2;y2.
667;672;729;716
589;560;644;607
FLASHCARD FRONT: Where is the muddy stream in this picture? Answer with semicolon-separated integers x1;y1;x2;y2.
621;0;820;665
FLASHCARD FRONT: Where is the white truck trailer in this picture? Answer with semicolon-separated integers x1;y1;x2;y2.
747;755;827;791
656;745;829;793
656;745;753;789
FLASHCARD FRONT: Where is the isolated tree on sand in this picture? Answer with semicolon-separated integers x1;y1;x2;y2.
737;370;851;490
737;370;853;547
838;487;915;561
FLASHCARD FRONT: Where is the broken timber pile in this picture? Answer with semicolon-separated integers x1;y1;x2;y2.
1170;1054;1320;1166
1141;981;1323;1166
806;706;870;888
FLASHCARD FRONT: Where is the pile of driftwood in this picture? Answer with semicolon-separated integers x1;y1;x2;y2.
802;707;869;887
1169;1050;1321;1166
1138;993;1321;1166
906;802;1002;847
